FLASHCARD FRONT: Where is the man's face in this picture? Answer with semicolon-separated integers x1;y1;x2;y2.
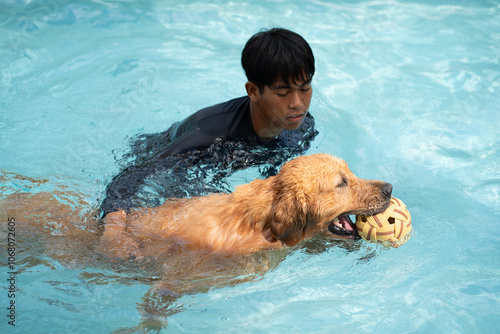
256;77;313;132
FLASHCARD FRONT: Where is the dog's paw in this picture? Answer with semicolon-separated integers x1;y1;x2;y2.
97;211;142;260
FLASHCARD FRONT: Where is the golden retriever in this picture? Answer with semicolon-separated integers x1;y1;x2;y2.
98;154;393;260
1;153;393;329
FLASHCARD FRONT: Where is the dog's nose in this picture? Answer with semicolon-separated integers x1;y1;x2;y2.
382;183;393;198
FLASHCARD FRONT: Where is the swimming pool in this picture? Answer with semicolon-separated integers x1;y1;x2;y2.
1;0;499;332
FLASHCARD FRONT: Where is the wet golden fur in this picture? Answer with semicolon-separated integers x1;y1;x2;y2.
99;154;392;259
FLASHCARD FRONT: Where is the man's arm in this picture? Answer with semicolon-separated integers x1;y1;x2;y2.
100;127;219;216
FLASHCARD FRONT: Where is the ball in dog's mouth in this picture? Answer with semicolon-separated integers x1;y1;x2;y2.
328;215;360;239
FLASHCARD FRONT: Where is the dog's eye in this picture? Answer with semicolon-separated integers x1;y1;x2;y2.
337;177;348;188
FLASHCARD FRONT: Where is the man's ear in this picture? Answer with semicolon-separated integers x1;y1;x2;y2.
245;81;260;102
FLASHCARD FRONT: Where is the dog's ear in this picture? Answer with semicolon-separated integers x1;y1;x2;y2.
263;173;314;246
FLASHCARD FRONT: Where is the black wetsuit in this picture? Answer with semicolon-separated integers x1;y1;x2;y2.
100;96;318;216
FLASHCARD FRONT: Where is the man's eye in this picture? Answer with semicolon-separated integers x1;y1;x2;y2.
276;91;289;97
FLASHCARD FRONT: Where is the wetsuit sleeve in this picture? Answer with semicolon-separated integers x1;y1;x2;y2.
151;127;218;160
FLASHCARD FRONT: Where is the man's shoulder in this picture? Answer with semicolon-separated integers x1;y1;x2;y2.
184;96;251;137
191;96;249;121
159;95;250;151
169;96;248;133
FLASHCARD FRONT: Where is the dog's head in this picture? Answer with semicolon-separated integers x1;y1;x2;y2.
263;154;392;246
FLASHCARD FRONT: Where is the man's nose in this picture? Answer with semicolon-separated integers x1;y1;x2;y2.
288;91;303;109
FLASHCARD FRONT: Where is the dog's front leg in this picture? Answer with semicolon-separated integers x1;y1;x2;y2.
97;210;141;260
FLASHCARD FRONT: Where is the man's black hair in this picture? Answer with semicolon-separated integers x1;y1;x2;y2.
241;28;315;92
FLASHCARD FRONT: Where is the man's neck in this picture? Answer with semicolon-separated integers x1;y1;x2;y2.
249;100;283;140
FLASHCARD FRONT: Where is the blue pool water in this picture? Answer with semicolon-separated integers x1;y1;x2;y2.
1;0;499;332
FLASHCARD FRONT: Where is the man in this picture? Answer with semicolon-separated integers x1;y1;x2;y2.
100;28;318;216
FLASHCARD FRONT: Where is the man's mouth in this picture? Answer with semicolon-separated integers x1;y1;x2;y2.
328;215;360;239
286;113;305;123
